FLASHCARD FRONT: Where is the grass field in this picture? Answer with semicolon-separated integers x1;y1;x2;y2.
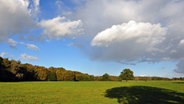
0;81;184;104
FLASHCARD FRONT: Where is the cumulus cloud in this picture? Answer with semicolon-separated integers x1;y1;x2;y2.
20;53;38;61
0;0;36;41
39;16;82;40
92;21;167;47
26;44;39;50
91;21;167;63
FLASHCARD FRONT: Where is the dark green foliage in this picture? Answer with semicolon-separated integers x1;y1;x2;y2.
0;69;17;81
15;64;36;81
0;57;3;68
105;86;184;104
119;68;134;82
48;68;57;81
48;72;57;81
102;73;110;81
135;76;171;81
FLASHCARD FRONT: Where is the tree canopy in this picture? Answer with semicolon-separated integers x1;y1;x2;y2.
119;68;134;82
102;73;110;81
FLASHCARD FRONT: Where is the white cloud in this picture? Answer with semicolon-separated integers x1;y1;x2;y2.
26;44;39;50
0;0;36;41
39;16;82;40
8;39;17;48
0;52;6;57
91;21;167;63
20;53;38;61
92;21;167;47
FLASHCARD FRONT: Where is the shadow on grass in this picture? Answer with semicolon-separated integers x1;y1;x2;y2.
105;86;184;104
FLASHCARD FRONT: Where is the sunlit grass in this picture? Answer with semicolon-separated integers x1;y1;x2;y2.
0;81;184;104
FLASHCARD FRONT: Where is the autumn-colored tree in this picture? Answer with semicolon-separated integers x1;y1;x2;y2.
34;66;48;81
10;60;20;74
55;68;66;81
2;58;10;69
64;70;74;81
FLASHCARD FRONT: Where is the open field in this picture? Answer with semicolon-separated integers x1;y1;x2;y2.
0;81;184;104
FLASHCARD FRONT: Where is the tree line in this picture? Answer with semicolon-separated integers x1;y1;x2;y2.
1;57;180;82
0;57;97;81
0;57;124;81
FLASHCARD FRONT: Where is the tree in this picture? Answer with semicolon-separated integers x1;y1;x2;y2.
34;66;48;81
64;70;74;81
17;64;37;81
55;68;66;81
102;73;110;81
48;67;57;81
119;68;134;82
10;59;20;74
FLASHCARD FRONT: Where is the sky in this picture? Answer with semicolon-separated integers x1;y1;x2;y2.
0;0;184;78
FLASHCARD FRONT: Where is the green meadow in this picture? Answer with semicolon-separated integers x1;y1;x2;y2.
0;81;184;104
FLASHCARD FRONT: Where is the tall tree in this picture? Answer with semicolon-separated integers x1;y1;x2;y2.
102;73;110;81
119;68;134;82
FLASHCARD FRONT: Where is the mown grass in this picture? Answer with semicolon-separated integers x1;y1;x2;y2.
0;81;184;104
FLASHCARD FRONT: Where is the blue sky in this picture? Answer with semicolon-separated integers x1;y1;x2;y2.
0;0;184;77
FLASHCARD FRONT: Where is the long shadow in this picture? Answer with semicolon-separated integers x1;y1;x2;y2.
105;86;184;104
